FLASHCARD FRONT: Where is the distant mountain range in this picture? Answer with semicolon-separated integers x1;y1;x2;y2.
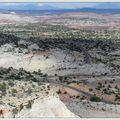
0;3;58;10
95;2;120;9
0;3;120;14
0;3;120;10
0;4;57;10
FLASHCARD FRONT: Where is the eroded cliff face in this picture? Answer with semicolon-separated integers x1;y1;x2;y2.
16;96;77;118
0;94;77;118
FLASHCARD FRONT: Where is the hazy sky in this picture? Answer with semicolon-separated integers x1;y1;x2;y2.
0;2;119;10
41;3;98;9
0;3;100;9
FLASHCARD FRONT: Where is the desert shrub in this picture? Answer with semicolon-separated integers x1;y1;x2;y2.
108;84;112;88
89;88;93;92
26;88;32;95
95;87;100;90
80;96;86;100
103;88;107;92
37;69;43;75
98;82;103;88
43;74;48;77
46;91;49;94
115;95;120;101
19;68;24;72
54;74;58;76
11;89;17;93
11;89;17;96
64;91;67;94
57;89;61;94
90;96;101;102
115;85;119;89
26;100;32;109
14;75;21;80
105;81;107;84
8;80;14;87
0;82;7;92
59;76;63;81
31;77;38;82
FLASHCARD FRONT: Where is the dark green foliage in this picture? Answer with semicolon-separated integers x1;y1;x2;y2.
90;96;101;102
0;82;7;92
11;89;17;96
8;80;14;87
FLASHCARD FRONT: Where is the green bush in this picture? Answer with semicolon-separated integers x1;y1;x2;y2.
90;96;101;102
0;82;7;92
11;89;17;93
11;89;17;96
8;80;14;87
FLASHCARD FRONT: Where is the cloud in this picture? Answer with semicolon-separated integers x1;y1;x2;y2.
0;3;30;6
37;3;44;6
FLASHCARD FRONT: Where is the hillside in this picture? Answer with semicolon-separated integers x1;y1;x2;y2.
0;11;120;118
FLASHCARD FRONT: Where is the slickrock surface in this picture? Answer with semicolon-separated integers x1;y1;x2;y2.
16;96;78;118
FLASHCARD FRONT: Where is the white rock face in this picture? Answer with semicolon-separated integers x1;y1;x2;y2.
16;96;78;118
28;44;40;51
0;13;38;24
79;63;111;75
0;44;14;52
0;46;111;76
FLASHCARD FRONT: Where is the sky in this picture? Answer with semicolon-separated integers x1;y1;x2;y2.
0;2;120;10
0;3;100;9
39;3;98;9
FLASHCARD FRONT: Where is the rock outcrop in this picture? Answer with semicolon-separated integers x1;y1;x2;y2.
16;96;77;118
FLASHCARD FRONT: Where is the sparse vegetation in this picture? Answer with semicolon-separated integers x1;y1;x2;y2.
0;10;120;118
